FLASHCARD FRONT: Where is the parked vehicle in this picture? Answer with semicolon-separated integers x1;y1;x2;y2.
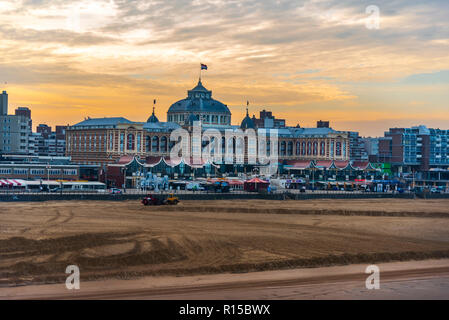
109;188;122;194
430;187;442;194
186;182;205;191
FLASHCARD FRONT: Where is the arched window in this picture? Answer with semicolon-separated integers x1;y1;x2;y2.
287;141;293;156
320;142;326;156
160;136;167;153
307;142;312;155
313;142;318;156
296;141;300;155
336;141;342;156
152;136;159;153
301;141;306;155
280;141;286;156
127;133;135;151
145;136;151;152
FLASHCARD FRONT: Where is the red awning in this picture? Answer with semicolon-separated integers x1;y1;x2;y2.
333;160;350;170
117;155;135;165
284;160;312;169
351;161;371;170
315;160;333;169
145;156;163;167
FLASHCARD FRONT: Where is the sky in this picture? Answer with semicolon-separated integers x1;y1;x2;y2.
0;0;448;137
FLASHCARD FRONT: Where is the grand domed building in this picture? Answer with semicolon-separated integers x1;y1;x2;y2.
167;80;231;126
66;79;351;187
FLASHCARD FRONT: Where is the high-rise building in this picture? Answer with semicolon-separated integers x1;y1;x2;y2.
0;91;7;116
342;131;369;161
34;124;67;157
0;93;32;155
378;125;449;172
0;114;31;154
15;107;32;131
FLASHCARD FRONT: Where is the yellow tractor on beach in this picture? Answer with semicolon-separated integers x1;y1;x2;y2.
165;193;180;205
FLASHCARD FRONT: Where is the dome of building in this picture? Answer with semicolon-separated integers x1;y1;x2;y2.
167;79;231;125
240;108;255;130
147;106;159;123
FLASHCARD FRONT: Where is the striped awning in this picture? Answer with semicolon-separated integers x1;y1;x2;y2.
0;179;24;186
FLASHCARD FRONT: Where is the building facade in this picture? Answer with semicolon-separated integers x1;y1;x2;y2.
35;124;67;157
0;93;32;155
378;126;449;172
66;80;350;175
344;131;369;161
0;155;79;180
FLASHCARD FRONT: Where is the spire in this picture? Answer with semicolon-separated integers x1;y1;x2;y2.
147;98;159;123
241;100;255;130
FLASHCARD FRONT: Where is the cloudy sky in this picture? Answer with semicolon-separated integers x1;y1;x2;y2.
1;0;448;136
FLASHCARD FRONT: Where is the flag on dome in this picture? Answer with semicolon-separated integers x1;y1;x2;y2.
201;63;208;70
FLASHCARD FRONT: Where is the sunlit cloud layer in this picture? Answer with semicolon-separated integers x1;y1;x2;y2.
0;0;448;136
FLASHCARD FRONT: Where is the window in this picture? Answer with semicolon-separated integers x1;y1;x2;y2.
14;168;28;175
313;142;318;156
109;133;113;150
0;168;12;175
127;133;135;151
146;136;151;152
48;169;61;175
120;133;124;152
63;169;77;176
30;169;45;175
287;141;293;156
336;141;342;156
137;134;141;152
320;142;326;156
152;136;159;153
160;136;167;153
280;141;286;156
